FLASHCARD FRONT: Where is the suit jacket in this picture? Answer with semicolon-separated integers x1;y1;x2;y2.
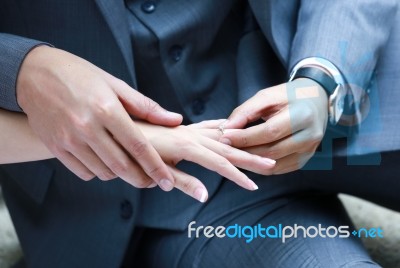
0;0;397;267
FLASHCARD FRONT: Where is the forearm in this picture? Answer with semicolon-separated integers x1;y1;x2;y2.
0;109;53;163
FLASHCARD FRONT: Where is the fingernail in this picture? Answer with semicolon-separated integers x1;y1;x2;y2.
167;111;182;118
160;179;174;191
248;179;259;190
262;158;276;166
147;182;158;188
194;188;208;203
219;138;231;145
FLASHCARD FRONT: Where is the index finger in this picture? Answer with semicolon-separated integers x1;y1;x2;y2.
220;106;304;148
224;83;288;129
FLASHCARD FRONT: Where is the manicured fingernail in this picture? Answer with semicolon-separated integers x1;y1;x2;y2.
167;111;182;118
194;188;208;203
262;158;276;165
248;179;259;190
220;138;231;145
160;179;174;191
147;182;158;188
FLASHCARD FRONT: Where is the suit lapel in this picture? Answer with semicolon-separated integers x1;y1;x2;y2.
94;0;137;87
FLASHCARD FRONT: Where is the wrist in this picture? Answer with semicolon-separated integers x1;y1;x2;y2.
289;60;345;125
16;45;54;111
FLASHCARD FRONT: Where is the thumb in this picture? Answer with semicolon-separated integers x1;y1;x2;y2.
114;82;183;126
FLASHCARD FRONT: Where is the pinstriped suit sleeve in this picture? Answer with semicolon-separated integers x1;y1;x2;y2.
0;33;50;112
289;0;398;126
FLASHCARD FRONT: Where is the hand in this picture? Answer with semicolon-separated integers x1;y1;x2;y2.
16;46;182;191
219;78;328;174
136;120;276;202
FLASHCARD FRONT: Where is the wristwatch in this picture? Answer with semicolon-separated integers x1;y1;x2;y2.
289;57;347;125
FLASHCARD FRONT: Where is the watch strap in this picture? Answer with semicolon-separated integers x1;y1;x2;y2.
292;67;338;94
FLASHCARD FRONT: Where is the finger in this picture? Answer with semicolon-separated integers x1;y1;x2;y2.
54;150;95;181
194;128;223;140
104;105;175;191
270;153;313;175
112;80;183;126
245;130;319;160
119;160;156;188
220;105;306;148
224;84;287;129
87;129;155;188
181;144;258;191
169;166;208;203
68;143;117;181
200;138;276;175
187;119;227;129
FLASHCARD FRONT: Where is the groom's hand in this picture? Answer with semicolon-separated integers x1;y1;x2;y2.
17;46;182;190
220;79;328;174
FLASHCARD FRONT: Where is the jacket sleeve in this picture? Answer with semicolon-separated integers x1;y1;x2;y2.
289;0;398;127
0;33;49;112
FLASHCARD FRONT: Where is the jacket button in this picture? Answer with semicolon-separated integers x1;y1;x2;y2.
141;1;156;13
192;99;206;115
169;45;183;62
120;200;133;220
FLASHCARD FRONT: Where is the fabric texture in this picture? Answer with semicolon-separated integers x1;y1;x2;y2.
0;0;399;267
0;34;48;112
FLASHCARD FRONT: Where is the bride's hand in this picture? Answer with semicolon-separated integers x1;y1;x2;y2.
136;120;275;202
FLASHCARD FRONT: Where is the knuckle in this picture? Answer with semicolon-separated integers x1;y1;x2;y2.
128;140;149;158
68;115;96;141
300;106;314;125
240;136;248;146
265;124;280;139
61;135;76;150
255;89;266;97
221;145;234;157
48;144;63;156
175;138;189;149
232;106;242;115
72;115;91;130
77;122;96;140
110;160;129;175
182;178;197;192
95;100;118;118
114;78;129;89
147;165;165;179
173;139;196;159
180;139;196;151
264;149;280;159
216;158;230;170
142;97;161;113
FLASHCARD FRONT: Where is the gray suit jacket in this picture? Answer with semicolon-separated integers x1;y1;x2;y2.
0;0;398;267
